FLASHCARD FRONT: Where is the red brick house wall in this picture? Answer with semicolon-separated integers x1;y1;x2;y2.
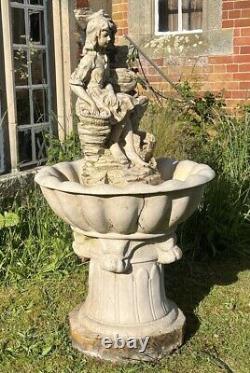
76;0;89;7
112;0;128;37
77;0;250;108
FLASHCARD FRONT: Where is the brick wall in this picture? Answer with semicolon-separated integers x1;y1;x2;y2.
112;0;128;39
208;0;250;106
110;0;250;107
76;0;250;107
76;0;89;7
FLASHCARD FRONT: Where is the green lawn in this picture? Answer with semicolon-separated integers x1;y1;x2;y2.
1;253;249;373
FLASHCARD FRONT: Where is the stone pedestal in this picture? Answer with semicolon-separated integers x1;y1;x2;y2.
69;229;185;362
35;151;215;363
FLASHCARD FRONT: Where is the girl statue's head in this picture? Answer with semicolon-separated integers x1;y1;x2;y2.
84;10;117;52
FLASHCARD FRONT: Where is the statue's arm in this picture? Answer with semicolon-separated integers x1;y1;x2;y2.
70;84;99;115
70;54;99;114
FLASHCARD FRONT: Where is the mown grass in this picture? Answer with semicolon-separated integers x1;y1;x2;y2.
0;253;249;372
0;93;249;371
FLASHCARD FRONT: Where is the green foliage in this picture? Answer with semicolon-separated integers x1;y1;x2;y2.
0;188;78;284
0;130;82;284
177;81;226;123
0;212;19;229
142;84;250;257
184;110;250;257
46;132;81;165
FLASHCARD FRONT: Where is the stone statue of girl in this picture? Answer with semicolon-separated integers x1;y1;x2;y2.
70;9;149;168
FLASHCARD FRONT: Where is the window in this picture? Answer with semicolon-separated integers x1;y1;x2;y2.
0;0;76;174
10;0;52;168
155;0;203;34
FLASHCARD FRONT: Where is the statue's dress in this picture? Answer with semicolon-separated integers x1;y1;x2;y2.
70;51;144;123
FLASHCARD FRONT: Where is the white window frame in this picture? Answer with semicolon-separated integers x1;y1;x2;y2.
0;91;5;174
1;0;54;171
0;0;76;174
10;0;52;169
154;0;202;35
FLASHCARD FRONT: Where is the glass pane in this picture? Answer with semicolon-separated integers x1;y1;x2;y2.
18;129;32;163
12;8;26;44
16;90;30;125
183;0;202;10
33;89;48;123
11;1;24;3
168;14;178;32
158;0;178;32
29;0;44;4
31;50;47;84
191;0;202;10
182;0;202;30
35;129;48;160
29;10;45;44
190;11;202;30
182;13;189;31
182;0;190;10
168;0;178;11
14;49;28;86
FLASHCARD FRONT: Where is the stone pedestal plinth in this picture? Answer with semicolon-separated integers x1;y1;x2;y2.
35;153;215;363
69;230;185;362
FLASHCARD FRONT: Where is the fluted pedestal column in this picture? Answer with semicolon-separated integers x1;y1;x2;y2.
69;230;185;362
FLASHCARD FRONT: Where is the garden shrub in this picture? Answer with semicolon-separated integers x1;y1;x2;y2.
141;84;250;257
0;132;83;284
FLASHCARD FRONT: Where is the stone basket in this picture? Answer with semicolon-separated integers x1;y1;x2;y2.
77;112;111;161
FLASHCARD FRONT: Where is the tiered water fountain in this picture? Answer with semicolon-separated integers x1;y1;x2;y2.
35;10;215;362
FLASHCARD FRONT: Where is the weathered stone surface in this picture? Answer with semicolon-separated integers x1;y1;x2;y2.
69;304;185;362
34;8;215;364
0;168;37;202
70;9;161;185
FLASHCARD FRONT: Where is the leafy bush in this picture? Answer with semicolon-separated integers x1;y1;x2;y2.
0;131;83;284
142;85;250;257
46;132;81;165
0;187;79;284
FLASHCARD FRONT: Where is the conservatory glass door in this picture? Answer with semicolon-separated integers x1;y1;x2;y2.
11;0;52;168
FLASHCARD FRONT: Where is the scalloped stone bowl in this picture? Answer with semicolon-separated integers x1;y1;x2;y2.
35;158;215;239
35;158;215;362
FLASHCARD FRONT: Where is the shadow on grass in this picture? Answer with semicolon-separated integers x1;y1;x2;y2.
164;252;250;343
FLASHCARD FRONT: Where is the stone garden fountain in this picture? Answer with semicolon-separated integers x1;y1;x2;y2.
35;10;215;362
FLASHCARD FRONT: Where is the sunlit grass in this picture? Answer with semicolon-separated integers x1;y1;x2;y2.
0;255;249;372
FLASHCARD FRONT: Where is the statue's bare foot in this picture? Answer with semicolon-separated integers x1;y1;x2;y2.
110;144;129;165
125;151;148;167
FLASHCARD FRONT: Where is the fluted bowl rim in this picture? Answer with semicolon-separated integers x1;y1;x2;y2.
34;158;215;196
